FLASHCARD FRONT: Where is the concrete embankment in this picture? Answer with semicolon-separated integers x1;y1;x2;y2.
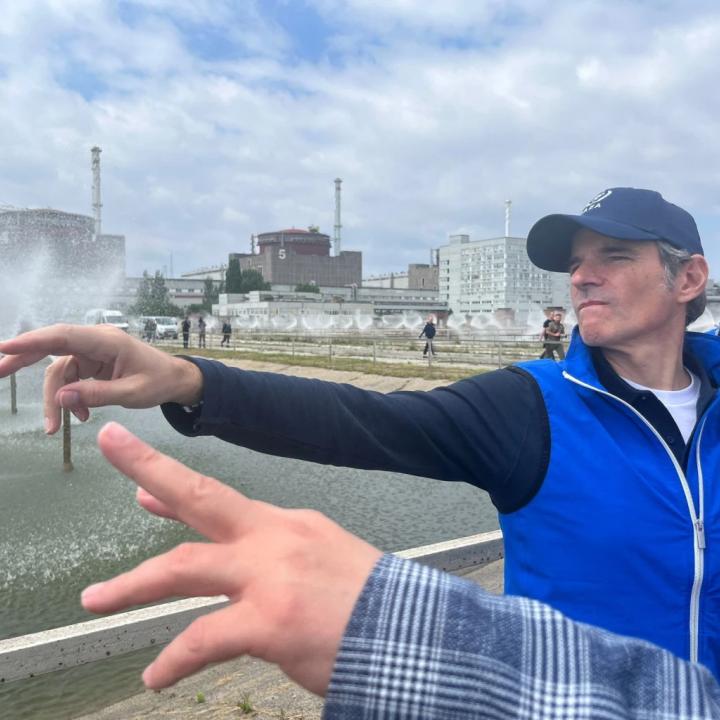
77;562;503;720
77;360;500;720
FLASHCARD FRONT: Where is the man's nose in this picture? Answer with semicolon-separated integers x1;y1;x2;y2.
571;261;602;288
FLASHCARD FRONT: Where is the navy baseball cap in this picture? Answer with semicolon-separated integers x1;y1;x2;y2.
526;187;703;272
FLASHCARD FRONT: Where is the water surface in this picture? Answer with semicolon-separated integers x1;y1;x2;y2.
0;369;497;719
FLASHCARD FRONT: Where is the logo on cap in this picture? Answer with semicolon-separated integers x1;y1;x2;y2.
582;189;613;214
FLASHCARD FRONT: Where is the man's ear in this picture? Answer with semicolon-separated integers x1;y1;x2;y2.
677;255;709;303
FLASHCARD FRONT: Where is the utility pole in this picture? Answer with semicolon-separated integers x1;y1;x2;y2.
91;146;102;240
334;178;342;256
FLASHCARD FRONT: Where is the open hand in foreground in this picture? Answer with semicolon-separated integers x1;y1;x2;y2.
0;325;202;434
82;422;382;694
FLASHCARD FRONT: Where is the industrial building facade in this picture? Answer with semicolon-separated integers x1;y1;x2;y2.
0;208;127;326
0;208;126;278
363;263;439;291
213;285;447;324
438;234;570;318
232;228;362;288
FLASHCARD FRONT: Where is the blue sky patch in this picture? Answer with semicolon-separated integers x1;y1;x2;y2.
262;0;333;63
56;60;109;101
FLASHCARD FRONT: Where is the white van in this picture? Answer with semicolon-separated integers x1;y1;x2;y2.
140;316;179;340
84;309;130;332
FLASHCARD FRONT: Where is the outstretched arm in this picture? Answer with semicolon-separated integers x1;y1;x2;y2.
0;324;546;508
85;424;720;718
159;358;547;507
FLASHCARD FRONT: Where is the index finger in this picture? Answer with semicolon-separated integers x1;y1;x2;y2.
0;324;118;362
97;422;253;543
0;350;51;377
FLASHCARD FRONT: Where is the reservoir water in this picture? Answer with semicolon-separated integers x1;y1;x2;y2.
0;366;498;719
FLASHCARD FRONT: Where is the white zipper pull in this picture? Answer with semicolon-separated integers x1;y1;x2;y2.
696;519;706;549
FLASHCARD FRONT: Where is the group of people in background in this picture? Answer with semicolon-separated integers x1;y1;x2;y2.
420;313;567;362
146;311;567;361
143;316;231;350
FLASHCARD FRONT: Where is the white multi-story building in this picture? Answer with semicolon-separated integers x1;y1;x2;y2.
438;234;570;319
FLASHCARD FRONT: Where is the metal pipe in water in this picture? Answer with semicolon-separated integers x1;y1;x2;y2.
10;373;17;415
63;408;74;472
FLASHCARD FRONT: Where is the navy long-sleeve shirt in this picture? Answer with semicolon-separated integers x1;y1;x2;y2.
162;357;549;513
161;347;714;514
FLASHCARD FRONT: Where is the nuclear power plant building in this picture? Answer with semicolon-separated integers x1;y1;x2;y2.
0;208;125;279
231;227;361;287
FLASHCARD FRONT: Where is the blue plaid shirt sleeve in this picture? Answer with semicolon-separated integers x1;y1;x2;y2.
324;554;720;719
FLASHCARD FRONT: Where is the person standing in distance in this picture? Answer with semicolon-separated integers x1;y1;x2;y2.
419;316;437;357
539;311;565;360
181;316;191;349
220;320;231;347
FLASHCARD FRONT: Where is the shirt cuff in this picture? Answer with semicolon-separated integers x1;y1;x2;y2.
160;355;228;436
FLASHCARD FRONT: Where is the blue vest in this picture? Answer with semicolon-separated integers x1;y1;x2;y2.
503;330;720;678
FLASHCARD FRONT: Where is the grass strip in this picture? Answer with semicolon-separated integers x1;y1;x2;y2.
160;345;486;381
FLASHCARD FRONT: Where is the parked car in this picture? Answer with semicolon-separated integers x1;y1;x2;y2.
83;309;129;332
139;316;179;340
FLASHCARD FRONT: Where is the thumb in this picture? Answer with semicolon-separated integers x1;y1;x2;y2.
56;376;145;409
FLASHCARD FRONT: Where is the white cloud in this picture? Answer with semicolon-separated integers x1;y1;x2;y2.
0;0;719;281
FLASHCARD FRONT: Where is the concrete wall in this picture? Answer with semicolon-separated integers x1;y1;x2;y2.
408;263;439;290
0;531;503;684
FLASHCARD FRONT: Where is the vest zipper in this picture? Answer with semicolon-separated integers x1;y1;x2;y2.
562;371;706;663
690;420;707;662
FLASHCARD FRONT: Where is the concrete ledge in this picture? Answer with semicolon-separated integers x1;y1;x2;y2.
396;529;503;573
0;595;228;684
0;531;503;684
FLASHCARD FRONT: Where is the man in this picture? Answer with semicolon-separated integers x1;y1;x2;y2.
143;317;156;343
220;319;231;347
419;316;437;357
181;316;191;349
0;187;716;676
82;421;720;718
197;316;207;349
539;310;565;359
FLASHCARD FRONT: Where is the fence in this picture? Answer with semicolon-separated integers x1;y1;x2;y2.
141;329;549;368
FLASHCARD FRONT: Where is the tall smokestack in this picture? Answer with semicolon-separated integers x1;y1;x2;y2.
91;146;102;240
334;178;342;256
504;199;512;237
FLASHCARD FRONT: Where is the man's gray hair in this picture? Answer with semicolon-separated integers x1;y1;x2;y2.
657;240;706;324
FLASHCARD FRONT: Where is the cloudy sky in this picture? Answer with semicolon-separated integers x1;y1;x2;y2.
1;0;719;278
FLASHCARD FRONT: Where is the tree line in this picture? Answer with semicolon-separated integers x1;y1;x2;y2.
130;259;271;316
